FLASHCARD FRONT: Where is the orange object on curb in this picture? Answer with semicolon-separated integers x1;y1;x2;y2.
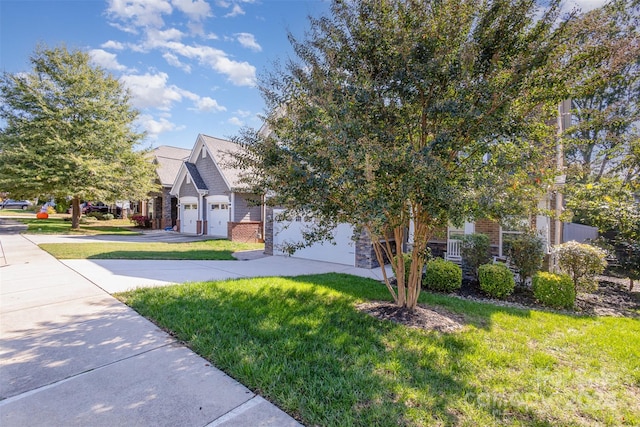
36;212;48;219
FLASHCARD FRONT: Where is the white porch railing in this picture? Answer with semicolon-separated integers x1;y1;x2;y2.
445;239;462;263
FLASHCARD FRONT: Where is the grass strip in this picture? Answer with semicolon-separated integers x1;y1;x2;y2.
117;273;640;427
15;217;139;235
40;240;264;260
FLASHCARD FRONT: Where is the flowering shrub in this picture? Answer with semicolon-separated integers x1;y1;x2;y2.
130;214;150;228
532;272;575;309
424;258;462;292
478;263;515;299
555;241;607;293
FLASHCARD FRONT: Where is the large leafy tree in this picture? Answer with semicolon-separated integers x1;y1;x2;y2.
560;0;640;287
233;0;578;310
0;45;157;228
562;0;640;187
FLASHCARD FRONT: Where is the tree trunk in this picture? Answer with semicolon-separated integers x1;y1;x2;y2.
630;278;635;292
71;196;81;229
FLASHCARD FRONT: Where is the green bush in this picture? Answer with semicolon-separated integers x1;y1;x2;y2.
102;213;115;221
87;211;104;220
478;263;515;299
424;258;462;292
55;198;70;214
506;231;545;286
532;272;575;309
461;233;492;279
555;241;607;293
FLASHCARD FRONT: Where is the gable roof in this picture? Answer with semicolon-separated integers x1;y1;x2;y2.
153;145;191;187
198;134;246;190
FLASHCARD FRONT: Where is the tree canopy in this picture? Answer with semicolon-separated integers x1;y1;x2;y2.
233;0;592;309
0;45;157;227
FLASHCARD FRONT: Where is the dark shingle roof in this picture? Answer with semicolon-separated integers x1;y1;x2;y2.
184;162;208;191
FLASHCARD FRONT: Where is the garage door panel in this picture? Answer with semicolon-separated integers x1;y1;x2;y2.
273;210;355;266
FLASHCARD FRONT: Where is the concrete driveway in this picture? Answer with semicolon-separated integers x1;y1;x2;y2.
23;232;391;294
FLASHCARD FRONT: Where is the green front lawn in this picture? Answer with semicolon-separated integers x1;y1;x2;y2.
40;240;264;260
117;273;640;427
16;217;139;235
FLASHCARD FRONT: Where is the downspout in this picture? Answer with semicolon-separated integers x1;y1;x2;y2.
552;100;569;270
198;192;205;236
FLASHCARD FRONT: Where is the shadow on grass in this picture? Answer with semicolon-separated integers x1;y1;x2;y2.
119;274;559;426
84;250;235;260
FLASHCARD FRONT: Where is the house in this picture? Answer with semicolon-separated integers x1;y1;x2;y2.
265;203;561;269
140;145;191;230
170;134;264;242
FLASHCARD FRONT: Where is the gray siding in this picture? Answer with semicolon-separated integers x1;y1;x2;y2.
234;193;262;222
179;176;199;198
195;154;229;196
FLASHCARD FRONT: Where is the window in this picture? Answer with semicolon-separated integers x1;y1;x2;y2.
500;217;529;257
202;148;207;158
186;175;191;184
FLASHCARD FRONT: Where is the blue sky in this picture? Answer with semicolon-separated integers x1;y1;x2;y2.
0;0;329;150
1;0;606;150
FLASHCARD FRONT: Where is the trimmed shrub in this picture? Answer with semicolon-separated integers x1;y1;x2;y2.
478;263;515;299
424;258;462;293
461;233;492;279
506;232;545;286
555;241;607;293
87;211;104;220
532;272;575;309
102;213;115;221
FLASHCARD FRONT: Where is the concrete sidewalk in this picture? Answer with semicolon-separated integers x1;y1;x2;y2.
0;232;302;426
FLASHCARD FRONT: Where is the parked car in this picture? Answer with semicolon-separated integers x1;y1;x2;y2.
0;199;32;210
85;202;109;214
67;201;110;214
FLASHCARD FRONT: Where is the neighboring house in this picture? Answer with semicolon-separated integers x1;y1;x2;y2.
138;145;191;230
170;134;263;242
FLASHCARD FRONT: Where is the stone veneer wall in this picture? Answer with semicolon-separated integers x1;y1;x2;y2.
161;187;172;229
228;221;263;243
264;207;274;255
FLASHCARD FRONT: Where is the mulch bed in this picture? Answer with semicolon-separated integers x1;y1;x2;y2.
358;276;639;333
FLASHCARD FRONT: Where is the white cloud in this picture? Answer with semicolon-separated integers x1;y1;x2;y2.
194;96;226;112
89;49;129;71
137;114;178;137
144;28;184;48
101;40;125;50
228;116;244;126
225;4;244;17
172;0;211;20
107;0;173;29
160;41;256;86
162;52;192;72
235;109;251;118
235;33;261;52
120;71;188;110
216;0;231;7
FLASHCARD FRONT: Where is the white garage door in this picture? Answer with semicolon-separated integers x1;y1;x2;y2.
273;209;356;266
181;203;198;234
208;203;229;237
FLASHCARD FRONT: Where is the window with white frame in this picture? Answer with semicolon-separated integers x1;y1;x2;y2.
500;217;529;257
